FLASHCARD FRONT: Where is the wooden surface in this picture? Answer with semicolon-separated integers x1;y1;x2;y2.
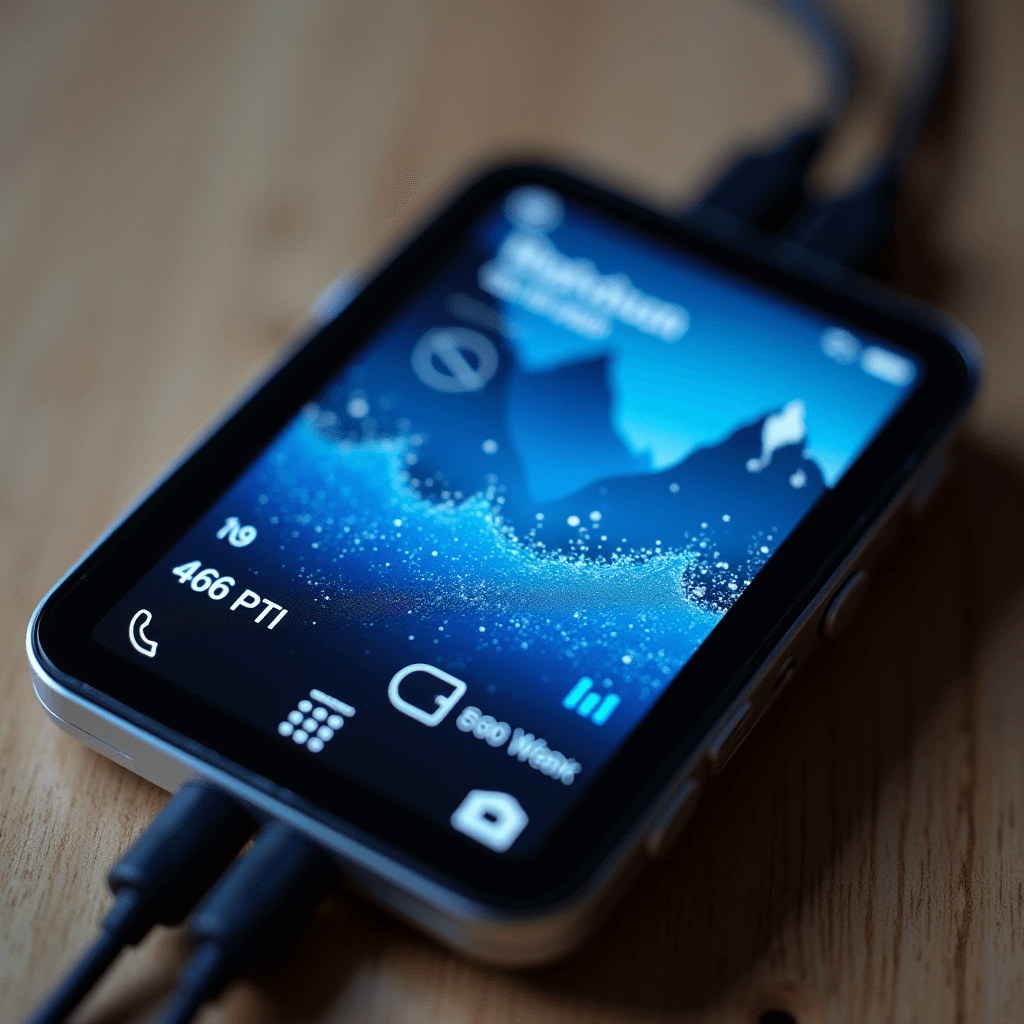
2;2;1022;1021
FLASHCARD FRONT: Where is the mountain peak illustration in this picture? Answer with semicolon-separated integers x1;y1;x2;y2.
505;356;649;503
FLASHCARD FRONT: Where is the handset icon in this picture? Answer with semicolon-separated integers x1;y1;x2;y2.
128;609;158;658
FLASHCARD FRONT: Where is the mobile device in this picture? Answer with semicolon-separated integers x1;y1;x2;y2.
28;165;979;966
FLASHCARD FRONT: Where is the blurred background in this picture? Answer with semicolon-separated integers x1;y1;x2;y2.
1;2;1022;1022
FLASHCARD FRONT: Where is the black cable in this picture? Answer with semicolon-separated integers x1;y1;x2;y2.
25;784;255;1024
782;0;955;268
768;0;854;128
693;0;854;230
158;821;339;1024
697;0;955;271
782;160;902;268
697;127;827;230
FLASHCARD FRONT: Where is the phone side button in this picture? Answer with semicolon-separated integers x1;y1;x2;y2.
821;569;869;640
707;701;756;772
773;655;797;695
644;778;702;858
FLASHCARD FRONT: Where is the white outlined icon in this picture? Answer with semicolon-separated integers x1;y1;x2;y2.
388;663;467;727
451;790;529;852
820;326;862;365
411;328;499;394
128;609;158;658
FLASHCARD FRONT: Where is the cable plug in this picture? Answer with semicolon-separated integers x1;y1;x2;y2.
158;821;340;1024
26;783;256;1024
783;163;900;270
696;127;826;230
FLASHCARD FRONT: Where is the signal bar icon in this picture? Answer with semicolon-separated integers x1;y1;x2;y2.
562;677;620;725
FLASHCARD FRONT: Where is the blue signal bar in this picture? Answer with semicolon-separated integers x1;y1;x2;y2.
562;677;620;725
591;694;620;725
562;676;593;710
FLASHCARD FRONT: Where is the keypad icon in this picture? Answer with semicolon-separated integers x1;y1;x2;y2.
278;688;355;753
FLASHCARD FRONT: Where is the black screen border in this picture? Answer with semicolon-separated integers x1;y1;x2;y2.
33;163;979;910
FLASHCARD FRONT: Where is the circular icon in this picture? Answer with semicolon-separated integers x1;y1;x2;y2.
503;185;564;233
411;328;499;394
820;326;861;365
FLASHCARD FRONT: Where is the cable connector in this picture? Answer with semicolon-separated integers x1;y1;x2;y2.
783;163;900;269
697;127;825;230
158;822;340;1024
26;783;256;1024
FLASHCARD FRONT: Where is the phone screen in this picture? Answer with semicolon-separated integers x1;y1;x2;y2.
94;185;920;856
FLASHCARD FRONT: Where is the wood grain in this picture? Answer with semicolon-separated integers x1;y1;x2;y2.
1;2;1022;1021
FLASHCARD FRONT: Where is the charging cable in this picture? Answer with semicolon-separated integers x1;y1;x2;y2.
26;783;255;1024
157;821;339;1024
697;0;954;271
782;0;955;268
694;0;854;230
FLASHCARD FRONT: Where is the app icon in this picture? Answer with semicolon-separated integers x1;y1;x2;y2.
278;688;355;754
128;609;158;658
451;790;529;852
388;663;467;727
503;185;564;233
562;676;620;725
411;328;498;394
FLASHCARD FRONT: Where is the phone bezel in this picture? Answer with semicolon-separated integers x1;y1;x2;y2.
33;163;977;911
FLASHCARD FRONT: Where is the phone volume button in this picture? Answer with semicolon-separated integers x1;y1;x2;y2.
821;569;869;639
707;701;756;772
772;655;797;695
644;778;702;859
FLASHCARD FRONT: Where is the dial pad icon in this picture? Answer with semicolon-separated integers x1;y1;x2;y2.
278;688;355;753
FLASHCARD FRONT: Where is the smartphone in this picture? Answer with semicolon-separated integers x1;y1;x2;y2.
28;164;979;966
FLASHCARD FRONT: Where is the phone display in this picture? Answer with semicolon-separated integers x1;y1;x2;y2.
90;183;922;857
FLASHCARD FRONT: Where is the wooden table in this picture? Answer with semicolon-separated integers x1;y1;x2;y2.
2;2;1022;1021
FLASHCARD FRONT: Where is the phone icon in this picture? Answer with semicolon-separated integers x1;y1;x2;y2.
128;609;158;658
388;663;467;726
